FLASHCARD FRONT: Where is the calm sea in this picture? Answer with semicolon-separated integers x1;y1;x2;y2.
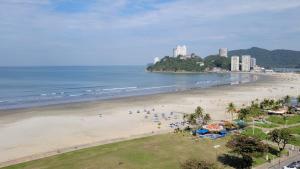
0;66;258;110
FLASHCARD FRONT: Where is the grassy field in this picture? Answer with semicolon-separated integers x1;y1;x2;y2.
290;136;300;146
255;123;278;128
3;134;232;169
266;115;300;125
287;125;300;146
288;125;300;135
2;132;275;169
241;127;268;140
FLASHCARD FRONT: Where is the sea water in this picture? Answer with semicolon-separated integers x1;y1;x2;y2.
0;66;258;110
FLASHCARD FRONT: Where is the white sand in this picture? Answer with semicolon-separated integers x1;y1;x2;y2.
0;72;300;167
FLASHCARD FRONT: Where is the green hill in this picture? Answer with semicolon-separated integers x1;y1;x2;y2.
146;55;232;72
146;56;205;72
228;47;300;68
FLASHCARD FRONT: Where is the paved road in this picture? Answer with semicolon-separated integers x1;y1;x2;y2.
255;148;300;169
267;153;300;169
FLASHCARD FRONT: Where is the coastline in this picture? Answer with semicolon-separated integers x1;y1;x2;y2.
0;72;300;167
0;70;255;111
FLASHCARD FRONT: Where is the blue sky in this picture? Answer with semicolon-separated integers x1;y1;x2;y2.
0;0;300;66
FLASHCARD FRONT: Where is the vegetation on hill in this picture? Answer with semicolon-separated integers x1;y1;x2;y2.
204;55;231;70
147;55;230;72
147;56;205;72
228;47;300;68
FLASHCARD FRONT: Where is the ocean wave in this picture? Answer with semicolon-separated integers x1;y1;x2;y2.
65;85;105;90
102;87;137;91
139;85;176;90
69;94;83;97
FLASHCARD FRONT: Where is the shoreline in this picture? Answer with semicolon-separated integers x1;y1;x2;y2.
0;71;262;115
0;72;299;167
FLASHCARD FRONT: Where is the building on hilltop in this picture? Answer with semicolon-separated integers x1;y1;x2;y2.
231;56;240;71
154;57;160;64
173;45;187;57
242;55;251;72
250;58;256;69
219;48;228;57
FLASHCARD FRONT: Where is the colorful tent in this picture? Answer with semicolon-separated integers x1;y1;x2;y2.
203;123;224;132
196;129;209;135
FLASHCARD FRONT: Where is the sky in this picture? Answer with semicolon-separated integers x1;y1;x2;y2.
0;0;300;66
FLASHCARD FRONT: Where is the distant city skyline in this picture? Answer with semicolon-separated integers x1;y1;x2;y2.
0;0;300;66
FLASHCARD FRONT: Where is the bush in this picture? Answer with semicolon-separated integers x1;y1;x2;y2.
180;159;219;169
226;135;268;168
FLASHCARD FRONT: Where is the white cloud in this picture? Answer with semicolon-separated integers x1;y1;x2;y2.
0;0;300;65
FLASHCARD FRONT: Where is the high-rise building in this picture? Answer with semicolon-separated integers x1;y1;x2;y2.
219;48;228;57
231;56;240;71
242;55;251;72
250;58;256;69
173;45;187;57
154;57;160;64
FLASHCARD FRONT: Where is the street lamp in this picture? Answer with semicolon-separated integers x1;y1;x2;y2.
213;145;221;160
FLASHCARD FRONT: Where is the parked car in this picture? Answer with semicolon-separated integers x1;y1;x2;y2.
283;161;300;169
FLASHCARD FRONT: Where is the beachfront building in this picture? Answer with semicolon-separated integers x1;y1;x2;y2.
242;55;251;72
173;45;187;57
250;58;256;69
219;48;228;57
231;56;240;71
154;57;160;64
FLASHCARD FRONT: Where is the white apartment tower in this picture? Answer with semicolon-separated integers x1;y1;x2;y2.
173;45;187;57
250;58;256;68
231;56;240;71
242;55;251;72
154;57;160;64
219;48;228;57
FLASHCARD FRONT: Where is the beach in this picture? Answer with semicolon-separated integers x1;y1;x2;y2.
0;72;300;167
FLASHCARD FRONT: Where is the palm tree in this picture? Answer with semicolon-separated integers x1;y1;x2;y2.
184;106;203;125
226;102;237;121
195;106;204;117
283;95;291;106
184;106;211;126
184;113;197;125
203;114;211;125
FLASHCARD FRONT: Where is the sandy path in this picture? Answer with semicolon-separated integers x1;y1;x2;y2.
0;72;300;167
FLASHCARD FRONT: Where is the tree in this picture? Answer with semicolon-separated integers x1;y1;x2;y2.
287;106;295;114
203;114;211;125
297;95;300;106
184;106;211;126
238;108;250;120
283;95;291;106
226;102;237;121
226;135;268;169
180;159;219;169
195;106;204;117
268;128;293;151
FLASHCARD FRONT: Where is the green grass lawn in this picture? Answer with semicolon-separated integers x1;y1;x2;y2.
288;125;300;135
3;134;232;169
2;133;275;169
242;127;268;140
255;123;278;128
266;115;300;125
289;136;300;146
286;125;300;146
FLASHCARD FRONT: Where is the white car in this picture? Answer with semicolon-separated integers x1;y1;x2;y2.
283;161;300;169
